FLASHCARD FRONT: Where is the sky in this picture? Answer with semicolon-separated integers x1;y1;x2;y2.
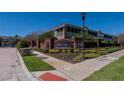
0;12;124;36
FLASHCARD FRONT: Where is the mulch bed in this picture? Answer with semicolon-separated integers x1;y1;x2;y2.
46;53;83;64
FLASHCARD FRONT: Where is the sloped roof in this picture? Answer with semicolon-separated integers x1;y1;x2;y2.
50;23;82;31
49;23;115;37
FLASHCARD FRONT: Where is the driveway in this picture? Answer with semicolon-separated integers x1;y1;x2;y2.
0;48;18;80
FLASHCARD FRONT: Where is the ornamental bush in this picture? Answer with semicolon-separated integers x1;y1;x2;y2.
73;53;101;62
85;53;101;59
49;49;60;54
84;49;96;53
61;50;67;53
40;48;49;53
74;49;80;53
67;49;72;53
73;54;83;62
96;51;107;55
16;39;28;49
106;47;121;53
19;48;32;56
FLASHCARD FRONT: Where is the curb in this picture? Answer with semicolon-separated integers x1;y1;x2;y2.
15;50;39;81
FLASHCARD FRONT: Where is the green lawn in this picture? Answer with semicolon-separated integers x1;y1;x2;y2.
84;56;124;81
23;56;55;71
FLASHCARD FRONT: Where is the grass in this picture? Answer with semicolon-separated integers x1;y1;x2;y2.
84;56;124;81
23;56;55;71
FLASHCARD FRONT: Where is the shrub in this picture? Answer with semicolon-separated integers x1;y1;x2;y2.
73;54;84;62
40;48;49;53
73;53;101;62
19;48;32;56
34;48;49;53
96;48;106;51
95;48;106;53
16;39;28;49
74;49;80;53
96;51;107;55
85;53;101;59
106;47;121;53
32;47;39;51
67;49;72;53
49;49;60;54
84;49;96;53
96;47;121;55
61;50;67;53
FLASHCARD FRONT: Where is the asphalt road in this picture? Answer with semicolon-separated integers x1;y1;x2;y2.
0;48;18;81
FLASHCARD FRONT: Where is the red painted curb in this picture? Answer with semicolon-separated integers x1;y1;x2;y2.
39;72;67;81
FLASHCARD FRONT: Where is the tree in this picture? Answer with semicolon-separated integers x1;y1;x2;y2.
0;37;3;46
118;33;124;48
12;35;22;45
16;39;28;49
25;32;38;47
93;37;102;48
112;36;118;46
74;32;93;40
73;31;94;48
73;31;94;60
38;31;54;43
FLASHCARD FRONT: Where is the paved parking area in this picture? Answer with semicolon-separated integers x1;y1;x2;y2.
0;48;18;80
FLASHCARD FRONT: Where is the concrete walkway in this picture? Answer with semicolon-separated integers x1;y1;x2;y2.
33;49;124;81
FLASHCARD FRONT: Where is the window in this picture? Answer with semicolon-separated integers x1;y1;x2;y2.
55;42;70;48
56;28;63;36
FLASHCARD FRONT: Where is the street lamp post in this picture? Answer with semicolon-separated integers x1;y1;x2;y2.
81;12;86;60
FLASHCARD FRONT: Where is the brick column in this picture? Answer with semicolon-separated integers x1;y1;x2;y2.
49;39;51;49
36;40;39;48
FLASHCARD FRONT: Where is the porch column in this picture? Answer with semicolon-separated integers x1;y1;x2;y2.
63;26;66;39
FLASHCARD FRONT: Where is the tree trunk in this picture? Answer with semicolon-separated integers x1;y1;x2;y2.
97;40;100;48
31;41;33;47
121;43;123;48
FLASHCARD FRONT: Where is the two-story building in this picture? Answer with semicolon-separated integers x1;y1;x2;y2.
37;24;117;49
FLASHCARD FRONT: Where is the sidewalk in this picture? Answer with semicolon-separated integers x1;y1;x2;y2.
32;51;74;80
33;49;124;81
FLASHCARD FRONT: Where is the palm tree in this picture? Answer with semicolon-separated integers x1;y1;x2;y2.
74;31;93;48
73;31;93;59
38;31;54;43
93;37;101;48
